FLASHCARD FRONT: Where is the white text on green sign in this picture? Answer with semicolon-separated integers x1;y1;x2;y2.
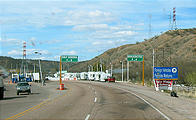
61;55;78;62
127;55;143;61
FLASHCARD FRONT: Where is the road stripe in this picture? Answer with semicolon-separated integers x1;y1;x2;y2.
5;88;70;120
5;100;48;120
94;97;97;103
85;114;90;120
118;88;170;120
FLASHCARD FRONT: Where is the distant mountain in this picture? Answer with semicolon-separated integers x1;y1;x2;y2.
0;56;59;77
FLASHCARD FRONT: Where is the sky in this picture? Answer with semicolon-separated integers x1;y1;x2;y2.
0;0;196;61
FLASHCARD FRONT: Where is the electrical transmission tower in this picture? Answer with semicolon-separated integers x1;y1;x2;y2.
172;7;177;30
20;41;29;75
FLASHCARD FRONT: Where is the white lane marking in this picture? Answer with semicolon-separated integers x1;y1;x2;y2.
118;88;170;120
94;97;97;103
85;114;90;120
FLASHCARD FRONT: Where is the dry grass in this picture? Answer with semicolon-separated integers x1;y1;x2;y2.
174;86;196;98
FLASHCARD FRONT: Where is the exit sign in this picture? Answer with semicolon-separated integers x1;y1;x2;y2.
127;55;143;61
61;55;78;62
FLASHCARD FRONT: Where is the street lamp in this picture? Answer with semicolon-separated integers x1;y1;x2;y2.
120;61;123;82
34;51;43;86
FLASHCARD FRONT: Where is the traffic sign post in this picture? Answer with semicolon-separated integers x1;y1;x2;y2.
153;67;178;91
127;55;145;86
153;67;178;80
127;55;143;62
59;55;78;90
61;55;78;62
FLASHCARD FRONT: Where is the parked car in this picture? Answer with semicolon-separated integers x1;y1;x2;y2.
105;76;115;82
16;82;31;95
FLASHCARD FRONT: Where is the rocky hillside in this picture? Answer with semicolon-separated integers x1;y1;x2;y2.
69;28;196;83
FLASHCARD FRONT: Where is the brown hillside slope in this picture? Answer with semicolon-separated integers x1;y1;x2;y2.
70;28;196;82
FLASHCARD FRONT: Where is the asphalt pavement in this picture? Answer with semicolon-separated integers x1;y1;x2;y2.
1;81;166;120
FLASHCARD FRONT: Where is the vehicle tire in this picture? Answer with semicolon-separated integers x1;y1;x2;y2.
29;90;31;94
17;91;19;95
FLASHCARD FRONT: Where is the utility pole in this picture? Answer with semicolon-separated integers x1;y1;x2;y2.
110;63;112;76
120;61;123;82
100;64;102;72
34;63;36;73
91;65;93;71
35;51;43;86
153;49;157;90
127;60;129;81
97;63;98;72
38;59;43;85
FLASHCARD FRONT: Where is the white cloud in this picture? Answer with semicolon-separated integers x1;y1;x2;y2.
113;31;136;36
0;38;19;42
62;50;77;55
72;24;109;31
135;23;145;26
8;49;22;56
7;48;50;57
92;41;101;45
91;39;128;47
64;10;114;26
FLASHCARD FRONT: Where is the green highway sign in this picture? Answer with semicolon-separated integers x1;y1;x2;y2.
127;55;143;61
61;55;78;62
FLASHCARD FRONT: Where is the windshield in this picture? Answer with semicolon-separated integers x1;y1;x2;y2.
17;83;29;86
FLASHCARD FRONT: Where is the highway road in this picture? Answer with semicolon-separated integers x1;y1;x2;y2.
1;81;168;120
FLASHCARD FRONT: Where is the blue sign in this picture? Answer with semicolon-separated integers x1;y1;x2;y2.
154;67;178;80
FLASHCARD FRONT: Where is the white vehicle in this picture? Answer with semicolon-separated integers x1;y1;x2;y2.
80;72;88;80
33;73;40;82
100;72;111;82
88;72;95;81
94;72;101;81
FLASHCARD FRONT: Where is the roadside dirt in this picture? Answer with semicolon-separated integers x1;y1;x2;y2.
116;82;196;120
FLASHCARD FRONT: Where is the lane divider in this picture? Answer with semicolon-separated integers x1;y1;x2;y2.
5;88;70;120
117;87;170;120
5;99;49;120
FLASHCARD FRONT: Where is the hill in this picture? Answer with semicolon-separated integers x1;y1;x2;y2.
0;56;60;77
69;28;196;84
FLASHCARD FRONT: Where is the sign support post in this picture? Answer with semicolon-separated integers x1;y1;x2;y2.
142;56;144;86
58;55;78;90
127;54;144;86
60;56;62;85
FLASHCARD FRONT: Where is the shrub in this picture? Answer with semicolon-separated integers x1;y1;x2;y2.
184;72;196;87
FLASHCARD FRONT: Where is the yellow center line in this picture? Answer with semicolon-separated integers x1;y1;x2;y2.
5;87;71;120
